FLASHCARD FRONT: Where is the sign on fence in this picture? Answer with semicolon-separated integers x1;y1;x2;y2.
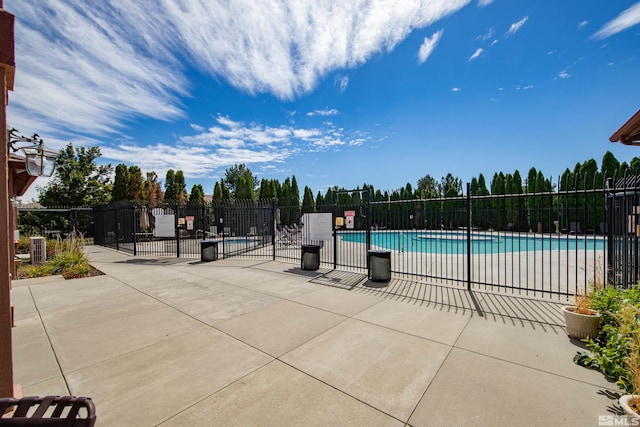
303;213;333;241
154;215;175;238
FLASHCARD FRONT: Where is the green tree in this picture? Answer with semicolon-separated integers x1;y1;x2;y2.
235;176;254;200
259;179;277;200
39;143;112;207
224;164;258;197
174;170;187;204
491;173;506;230
302;186;315;214
165;169;177;201
471;174;490;229
417;174;439;198
213;181;223;202
601;151;620;180
128;166;144;201
112;163;130;201
189;184;204;204
220;179;231;200
438;173;462;198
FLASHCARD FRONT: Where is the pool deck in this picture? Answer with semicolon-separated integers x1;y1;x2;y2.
10;245;624;426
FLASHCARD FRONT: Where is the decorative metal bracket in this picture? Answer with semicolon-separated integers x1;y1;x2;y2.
7;127;58;177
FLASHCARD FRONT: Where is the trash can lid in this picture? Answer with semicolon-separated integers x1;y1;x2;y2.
368;249;391;256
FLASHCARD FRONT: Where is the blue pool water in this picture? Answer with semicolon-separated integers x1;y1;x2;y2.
339;230;606;254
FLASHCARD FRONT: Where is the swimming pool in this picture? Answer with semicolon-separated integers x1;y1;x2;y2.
339;230;606;254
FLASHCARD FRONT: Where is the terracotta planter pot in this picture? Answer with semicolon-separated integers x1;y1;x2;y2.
619;395;640;420
561;306;601;340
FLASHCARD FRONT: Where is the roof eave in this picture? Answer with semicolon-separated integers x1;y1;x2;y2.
610;109;640;144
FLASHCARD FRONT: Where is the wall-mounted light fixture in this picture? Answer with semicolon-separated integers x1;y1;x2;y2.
7;128;58;177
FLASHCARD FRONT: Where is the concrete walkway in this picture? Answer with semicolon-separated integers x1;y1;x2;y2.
10;246;622;426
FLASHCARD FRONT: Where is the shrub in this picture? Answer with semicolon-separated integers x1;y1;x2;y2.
17;233;96;280
574;285;640;393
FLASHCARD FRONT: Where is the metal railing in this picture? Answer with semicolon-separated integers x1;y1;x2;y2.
86;172;640;299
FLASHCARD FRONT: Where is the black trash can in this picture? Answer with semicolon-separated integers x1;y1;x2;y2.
301;244;321;270
368;250;391;282
201;239;220;262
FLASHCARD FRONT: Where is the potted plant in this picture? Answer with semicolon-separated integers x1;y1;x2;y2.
562;262;604;340
562;292;602;340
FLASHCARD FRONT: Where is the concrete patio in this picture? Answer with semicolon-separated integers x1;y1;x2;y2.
10;245;623;426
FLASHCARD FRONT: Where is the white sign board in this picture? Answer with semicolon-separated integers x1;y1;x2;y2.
345;216;354;229
154;214;175;238
303;213;333;241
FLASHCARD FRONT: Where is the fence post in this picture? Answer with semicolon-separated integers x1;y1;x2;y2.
333;193;338;270
365;189;371;253
466;182;471;291
133;206;137;256
272;198;276;261
175;205;180;258
115;207;120;252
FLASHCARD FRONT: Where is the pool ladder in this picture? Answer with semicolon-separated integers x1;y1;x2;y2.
397;232;414;253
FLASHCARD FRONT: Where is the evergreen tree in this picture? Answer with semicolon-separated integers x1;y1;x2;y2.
235;176;254;200
601;151;620;179
220;179;231;200
213;181;223;202
128;166;144;201
472;174;490;229
189;184;204;204
290;176;301;222
302;186;315;214
174;170;187;204
224;163;258;197
165;169;177;201
112;163;130;201
491;173;506;230
512;170;526;231
417;174;439;198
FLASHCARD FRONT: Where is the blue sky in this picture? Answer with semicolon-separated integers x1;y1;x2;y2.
6;0;640;201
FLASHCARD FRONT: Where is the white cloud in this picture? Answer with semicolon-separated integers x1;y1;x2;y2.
592;2;640;39
578;20;589;30
477;28;495;41
469;48;484;61
334;75;349;93
98;116;370;178
190;123;205;132
6;0;471;142
478;0;494;7
557;70;571;79
307;109;339;117
452;87;461;92
418;29;443;64
506;16;529;36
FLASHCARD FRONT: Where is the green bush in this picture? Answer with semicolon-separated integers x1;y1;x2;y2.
574;285;640;393
18;233;95;280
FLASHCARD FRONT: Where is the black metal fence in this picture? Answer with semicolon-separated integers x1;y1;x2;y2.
85;173;640;298
17;206;94;239
93;200;275;259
